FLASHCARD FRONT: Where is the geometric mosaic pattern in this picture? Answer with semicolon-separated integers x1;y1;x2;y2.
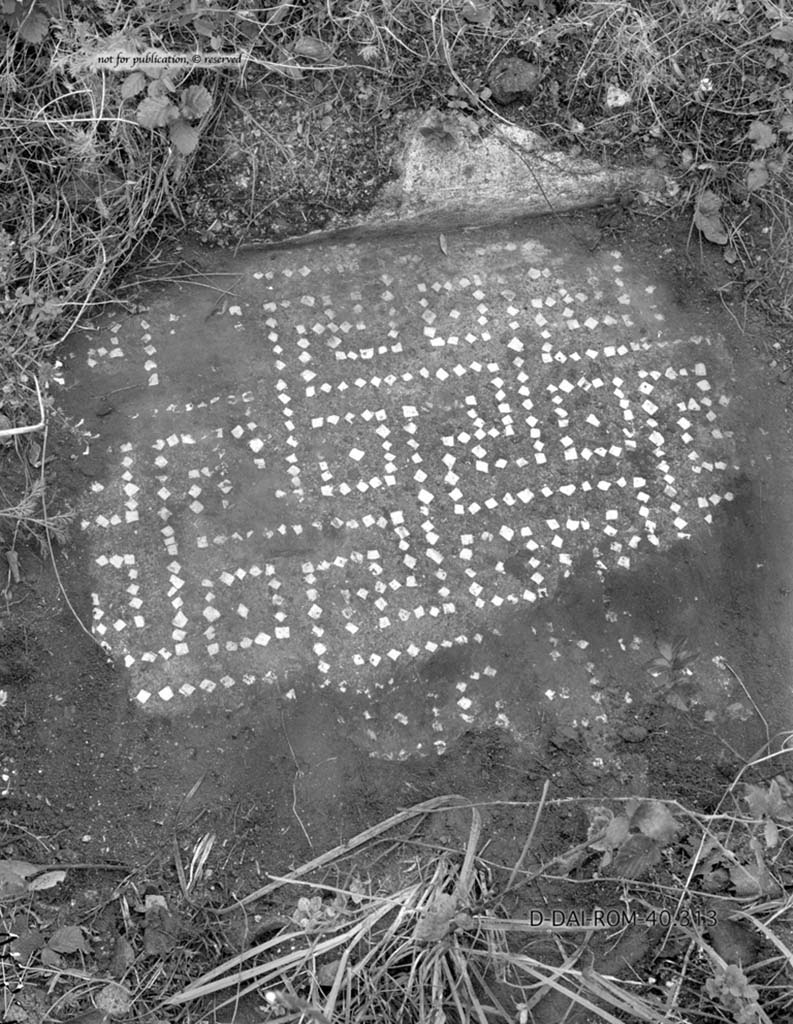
76;235;736;753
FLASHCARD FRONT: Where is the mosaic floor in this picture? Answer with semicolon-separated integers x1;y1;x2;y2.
72;231;737;754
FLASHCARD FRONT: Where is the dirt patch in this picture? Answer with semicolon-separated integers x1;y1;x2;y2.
2;210;787;855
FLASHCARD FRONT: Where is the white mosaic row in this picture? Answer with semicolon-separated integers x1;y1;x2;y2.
81;249;737;718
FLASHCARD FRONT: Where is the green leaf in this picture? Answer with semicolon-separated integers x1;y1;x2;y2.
180;84;212;121
291;35;333;61
120;71;147;100
16;6;49;44
746;161;769;191
770;23;793;42
169;118;199;155
746;120;776;150
631;800;679;845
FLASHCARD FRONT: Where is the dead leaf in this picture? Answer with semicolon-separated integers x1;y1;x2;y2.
110;935;135;977
605;84;631;110
590;814;630;854
1;1005;28;1022
439;233;448;256
5;550;21;585
631;800;679;845
144;898;179;956
729;861;780;897
47;925;89;954
9;922;45;963
28;870;66;891
0;860;57;894
746;120;776;151
586;805;614;844
744;779;793;822
95;982;132;1017
0;865;28;895
461;0;493;26
610;834;662;880
60;1012;107;1024
291;36;333;61
264;1;292;26
40;947;64;968
415;892;458;943
746;160;770;192
316;958;342;986
27;441;42;467
701;865;730;892
694;189;728;246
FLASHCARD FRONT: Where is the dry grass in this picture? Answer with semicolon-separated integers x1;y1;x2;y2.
161;759;793;1024
3;755;793;1023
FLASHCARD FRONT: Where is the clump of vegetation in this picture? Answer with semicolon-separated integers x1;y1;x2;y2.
542;0;793;317
3;763;793;1024
1;0;789;432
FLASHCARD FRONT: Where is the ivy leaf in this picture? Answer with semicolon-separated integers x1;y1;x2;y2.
780;113;793;139
770;23;793;42
746;120;776;150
